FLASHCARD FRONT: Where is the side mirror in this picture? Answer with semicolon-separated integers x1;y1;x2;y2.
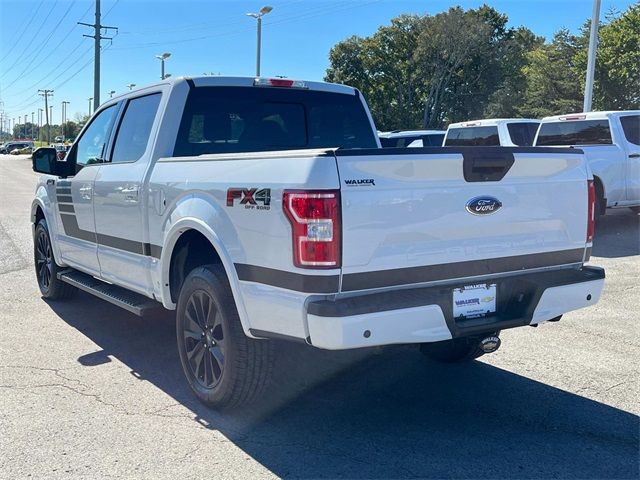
32;147;74;177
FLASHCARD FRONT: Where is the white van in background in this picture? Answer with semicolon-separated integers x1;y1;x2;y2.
535;111;640;215
444;119;540;147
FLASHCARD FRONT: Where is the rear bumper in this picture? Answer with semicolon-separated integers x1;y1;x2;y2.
306;266;605;350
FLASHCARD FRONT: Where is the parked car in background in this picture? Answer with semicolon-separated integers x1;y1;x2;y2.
10;146;34;155
53;143;71;160
54;136;64;143
444;119;540;147
379;129;446;148
1;141;34;154
535;111;640;215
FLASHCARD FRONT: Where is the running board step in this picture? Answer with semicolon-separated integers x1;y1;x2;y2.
57;270;164;317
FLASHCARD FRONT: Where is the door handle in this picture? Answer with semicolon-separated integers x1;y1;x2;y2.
79;185;92;200
629;153;640;158
122;185;139;202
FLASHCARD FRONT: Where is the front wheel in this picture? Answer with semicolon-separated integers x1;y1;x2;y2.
33;219;76;300
176;264;274;409
420;333;500;363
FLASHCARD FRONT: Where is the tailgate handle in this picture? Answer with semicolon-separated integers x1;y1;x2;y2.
463;150;515;182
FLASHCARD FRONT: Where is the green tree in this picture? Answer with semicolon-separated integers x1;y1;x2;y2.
518;29;584;117
326;15;423;130
575;3;640;110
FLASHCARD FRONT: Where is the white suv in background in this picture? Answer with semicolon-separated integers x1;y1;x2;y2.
444;119;540;147
535;111;640;215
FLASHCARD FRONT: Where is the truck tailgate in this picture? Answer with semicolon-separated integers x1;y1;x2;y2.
335;147;589;292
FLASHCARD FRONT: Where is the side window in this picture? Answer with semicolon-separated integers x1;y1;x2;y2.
620;115;640;146
111;93;161;163
74;105;118;167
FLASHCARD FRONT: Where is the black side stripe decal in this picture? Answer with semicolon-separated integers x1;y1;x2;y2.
236;250;585;293
235;263;339;294
57;195;73;203
58;212;162;259
56;188;71;195
59;204;75;213
340;249;586;292
60;213;96;242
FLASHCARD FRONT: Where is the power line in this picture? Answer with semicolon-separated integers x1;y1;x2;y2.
2;1;80;90
0;0;61;79
79;0;118;110
0;0;46;64
1;3;94;99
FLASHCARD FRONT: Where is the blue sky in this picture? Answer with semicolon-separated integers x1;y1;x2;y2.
0;0;635;123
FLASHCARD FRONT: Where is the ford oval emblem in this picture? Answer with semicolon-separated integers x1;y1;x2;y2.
466;196;502;215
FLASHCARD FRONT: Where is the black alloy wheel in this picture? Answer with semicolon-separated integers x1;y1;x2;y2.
35;228;53;293
182;290;226;389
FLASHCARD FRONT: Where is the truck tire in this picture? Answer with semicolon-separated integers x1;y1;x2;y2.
419;334;499;363
176;264;274;409
33;218;77;300
630;207;640;214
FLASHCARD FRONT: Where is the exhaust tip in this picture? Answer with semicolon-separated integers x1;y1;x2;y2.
479;335;501;354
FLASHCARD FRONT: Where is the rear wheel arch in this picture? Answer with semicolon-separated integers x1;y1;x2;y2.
168;229;223;303
161;223;251;334
593;176;606;215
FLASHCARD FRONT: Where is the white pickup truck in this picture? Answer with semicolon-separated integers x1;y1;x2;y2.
31;76;604;408
535;111;640;215
444;118;541;147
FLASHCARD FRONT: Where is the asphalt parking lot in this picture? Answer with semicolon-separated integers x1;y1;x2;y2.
0;153;638;479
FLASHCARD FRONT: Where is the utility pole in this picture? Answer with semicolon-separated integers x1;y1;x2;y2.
88;97;93;116
79;0;118;112
39;89;53;144
31;112;34;140
583;0;601;112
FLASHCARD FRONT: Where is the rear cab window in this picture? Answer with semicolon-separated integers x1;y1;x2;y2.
619;115;640;146
173;87;378;156
536;119;613;146
506;122;539;146
444;126;499;146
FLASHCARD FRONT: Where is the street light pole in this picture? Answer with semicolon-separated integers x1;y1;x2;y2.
583;0;601;112
126;83;136;90
88;97;93;116
108;90;116;98
246;6;273;77
62;101;70;140
155;52;171;80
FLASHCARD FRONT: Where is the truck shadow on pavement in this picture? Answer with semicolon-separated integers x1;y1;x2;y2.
592;210;639;258
46;295;638;479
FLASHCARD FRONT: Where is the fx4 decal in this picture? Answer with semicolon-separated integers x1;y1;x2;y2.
226;188;271;210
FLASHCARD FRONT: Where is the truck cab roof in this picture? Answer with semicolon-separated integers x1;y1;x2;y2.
539;110;640;123
105;76;358;104
447;118;540;128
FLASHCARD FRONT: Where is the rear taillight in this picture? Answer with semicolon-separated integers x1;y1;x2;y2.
283;190;341;268
587;179;596;242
